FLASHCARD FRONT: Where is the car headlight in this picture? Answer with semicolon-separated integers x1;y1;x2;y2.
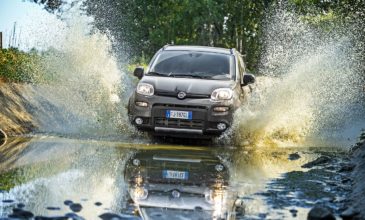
211;88;233;101
137;83;154;96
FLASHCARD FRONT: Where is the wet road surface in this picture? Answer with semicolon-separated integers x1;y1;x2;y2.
0;136;350;219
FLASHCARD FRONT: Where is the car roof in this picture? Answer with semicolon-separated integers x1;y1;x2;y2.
163;45;233;55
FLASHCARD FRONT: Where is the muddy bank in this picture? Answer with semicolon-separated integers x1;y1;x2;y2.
0;83;38;137
0;82;83;138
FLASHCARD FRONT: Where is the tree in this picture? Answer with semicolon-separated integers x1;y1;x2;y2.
85;0;268;70
31;0;64;12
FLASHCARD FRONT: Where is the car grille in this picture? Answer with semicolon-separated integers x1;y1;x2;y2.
155;91;210;99
153;103;207;110
154;118;204;129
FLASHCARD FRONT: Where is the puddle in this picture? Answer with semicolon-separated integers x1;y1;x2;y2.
0;137;349;219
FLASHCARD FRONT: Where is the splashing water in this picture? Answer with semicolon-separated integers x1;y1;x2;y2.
233;9;364;147
6;2;363;144
16;1;135;138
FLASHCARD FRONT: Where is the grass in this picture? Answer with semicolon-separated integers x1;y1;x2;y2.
0;169;23;191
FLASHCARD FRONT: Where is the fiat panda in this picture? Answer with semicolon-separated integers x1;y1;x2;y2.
128;45;255;138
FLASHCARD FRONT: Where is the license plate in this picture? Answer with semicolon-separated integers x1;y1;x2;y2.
166;110;192;119
162;170;189;180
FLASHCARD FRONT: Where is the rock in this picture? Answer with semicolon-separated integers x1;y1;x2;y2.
341;178;352;184
94;202;102;206
99;213;124;220
289;152;301;160
65;213;85;220
325;165;337;171
340;207;360;220
302;156;331;169
290;209;298;214
8;209;34;219
12;208;23;213
307;206;335;220
69;203;82;213
339;164;356;172
17;203;25;208
35;216;68;220
46;207;61;211
290;209;298;217
63;200;73;206
2;199;14;203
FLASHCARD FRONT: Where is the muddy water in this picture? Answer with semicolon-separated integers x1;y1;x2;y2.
0;137;349;219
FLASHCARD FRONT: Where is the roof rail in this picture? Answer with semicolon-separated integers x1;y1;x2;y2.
163;44;173;50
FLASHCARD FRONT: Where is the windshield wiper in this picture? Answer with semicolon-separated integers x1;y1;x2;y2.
146;71;168;77
172;74;211;79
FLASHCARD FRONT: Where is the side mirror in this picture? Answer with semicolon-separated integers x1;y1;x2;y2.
242;74;255;86
133;67;144;79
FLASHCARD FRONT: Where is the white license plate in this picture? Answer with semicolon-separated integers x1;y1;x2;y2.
162;170;189;180
166;110;192;119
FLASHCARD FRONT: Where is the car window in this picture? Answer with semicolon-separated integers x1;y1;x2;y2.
149;51;234;80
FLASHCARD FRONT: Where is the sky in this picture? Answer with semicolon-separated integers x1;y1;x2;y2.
0;0;49;48
0;0;64;49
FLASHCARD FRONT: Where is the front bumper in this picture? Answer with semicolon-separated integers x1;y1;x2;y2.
128;93;236;137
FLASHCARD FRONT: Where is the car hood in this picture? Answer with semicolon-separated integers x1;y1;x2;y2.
140;76;234;95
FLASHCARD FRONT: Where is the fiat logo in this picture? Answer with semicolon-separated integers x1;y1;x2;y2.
177;91;187;99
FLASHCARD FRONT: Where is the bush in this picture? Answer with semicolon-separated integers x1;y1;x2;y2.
0;48;43;83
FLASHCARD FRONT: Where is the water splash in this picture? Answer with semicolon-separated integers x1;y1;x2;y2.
233;9;364;147
16;1;135;138
6;2;363;144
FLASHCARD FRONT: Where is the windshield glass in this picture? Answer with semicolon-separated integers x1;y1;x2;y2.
148;51;234;80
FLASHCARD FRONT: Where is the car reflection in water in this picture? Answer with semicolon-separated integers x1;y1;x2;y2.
124;148;244;220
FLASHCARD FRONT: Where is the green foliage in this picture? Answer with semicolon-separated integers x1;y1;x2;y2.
0;48;44;83
86;0;268;71
86;0;364;72
0;161;70;191
0;169;23;191
29;0;64;12
0;48;38;82
27;0;365;76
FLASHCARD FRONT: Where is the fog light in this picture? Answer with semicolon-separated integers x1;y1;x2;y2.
213;106;229;112
133;159;140;166
215;164;224;172
217;123;227;130
172;190;180;198
133;187;148;200
135;101;148;107
135;117;143;125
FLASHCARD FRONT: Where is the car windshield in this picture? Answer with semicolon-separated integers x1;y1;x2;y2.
148;51;234;80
